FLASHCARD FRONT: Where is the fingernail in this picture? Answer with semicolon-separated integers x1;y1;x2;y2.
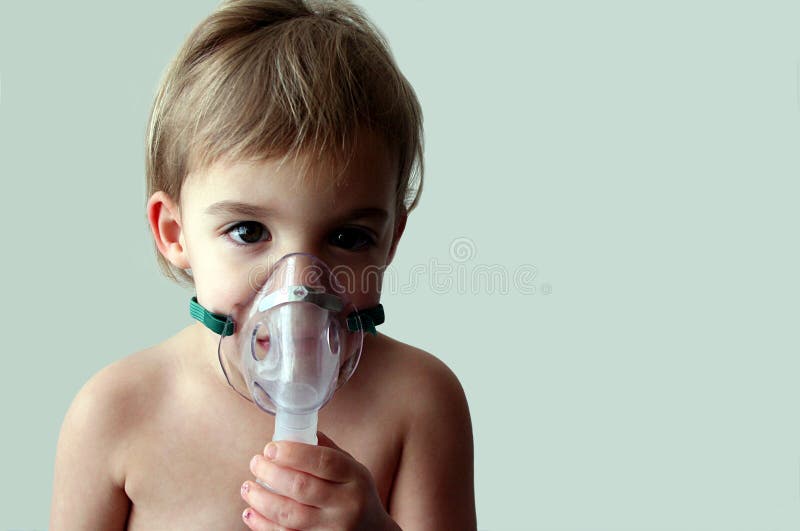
242;507;252;521
241;482;249;496
265;442;277;459
250;455;259;471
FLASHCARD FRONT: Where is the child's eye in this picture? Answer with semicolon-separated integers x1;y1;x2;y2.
329;227;375;251
226;221;271;246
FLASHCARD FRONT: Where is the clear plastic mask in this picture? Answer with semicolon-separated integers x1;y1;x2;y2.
217;253;363;443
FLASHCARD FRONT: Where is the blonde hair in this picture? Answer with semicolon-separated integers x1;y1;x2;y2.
145;0;424;285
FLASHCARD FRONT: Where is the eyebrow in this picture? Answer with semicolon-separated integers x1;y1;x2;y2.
342;208;390;223
205;200;276;218
205;200;389;223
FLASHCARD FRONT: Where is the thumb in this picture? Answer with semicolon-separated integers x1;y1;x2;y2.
316;430;352;457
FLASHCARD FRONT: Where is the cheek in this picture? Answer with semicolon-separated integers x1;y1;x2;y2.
190;249;257;316
335;262;386;310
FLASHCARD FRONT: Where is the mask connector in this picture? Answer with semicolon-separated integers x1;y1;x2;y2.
273;409;319;444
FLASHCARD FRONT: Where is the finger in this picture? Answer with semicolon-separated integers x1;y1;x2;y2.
241;480;317;531
249;454;331;507
263;439;356;482
242;505;299;531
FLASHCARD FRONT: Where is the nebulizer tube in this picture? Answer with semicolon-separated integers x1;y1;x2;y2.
274;410;318;444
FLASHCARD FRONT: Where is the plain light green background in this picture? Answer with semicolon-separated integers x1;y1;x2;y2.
1;0;799;529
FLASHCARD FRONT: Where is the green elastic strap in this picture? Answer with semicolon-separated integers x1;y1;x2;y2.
347;304;385;336
190;297;384;337
189;296;235;336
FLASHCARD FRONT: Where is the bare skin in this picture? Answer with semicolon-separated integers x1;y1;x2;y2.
51;322;475;530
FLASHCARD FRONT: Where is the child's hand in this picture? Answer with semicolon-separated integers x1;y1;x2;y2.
241;431;399;531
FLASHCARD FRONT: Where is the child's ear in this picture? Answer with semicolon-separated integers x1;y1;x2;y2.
386;210;408;266
147;191;190;270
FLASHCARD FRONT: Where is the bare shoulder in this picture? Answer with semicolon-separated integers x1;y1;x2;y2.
64;334;176;449
364;334;477;530
50;331;181;529
366;334;470;421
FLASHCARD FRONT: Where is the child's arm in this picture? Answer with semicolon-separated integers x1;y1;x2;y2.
50;366;132;529
388;354;477;530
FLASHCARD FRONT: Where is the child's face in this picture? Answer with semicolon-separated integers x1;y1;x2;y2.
173;131;404;318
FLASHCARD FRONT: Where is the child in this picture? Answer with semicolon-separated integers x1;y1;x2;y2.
49;0;476;529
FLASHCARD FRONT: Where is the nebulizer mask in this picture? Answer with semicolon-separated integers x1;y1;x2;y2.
190;253;384;444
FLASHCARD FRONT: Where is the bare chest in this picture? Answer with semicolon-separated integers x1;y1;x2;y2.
122;385;399;530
